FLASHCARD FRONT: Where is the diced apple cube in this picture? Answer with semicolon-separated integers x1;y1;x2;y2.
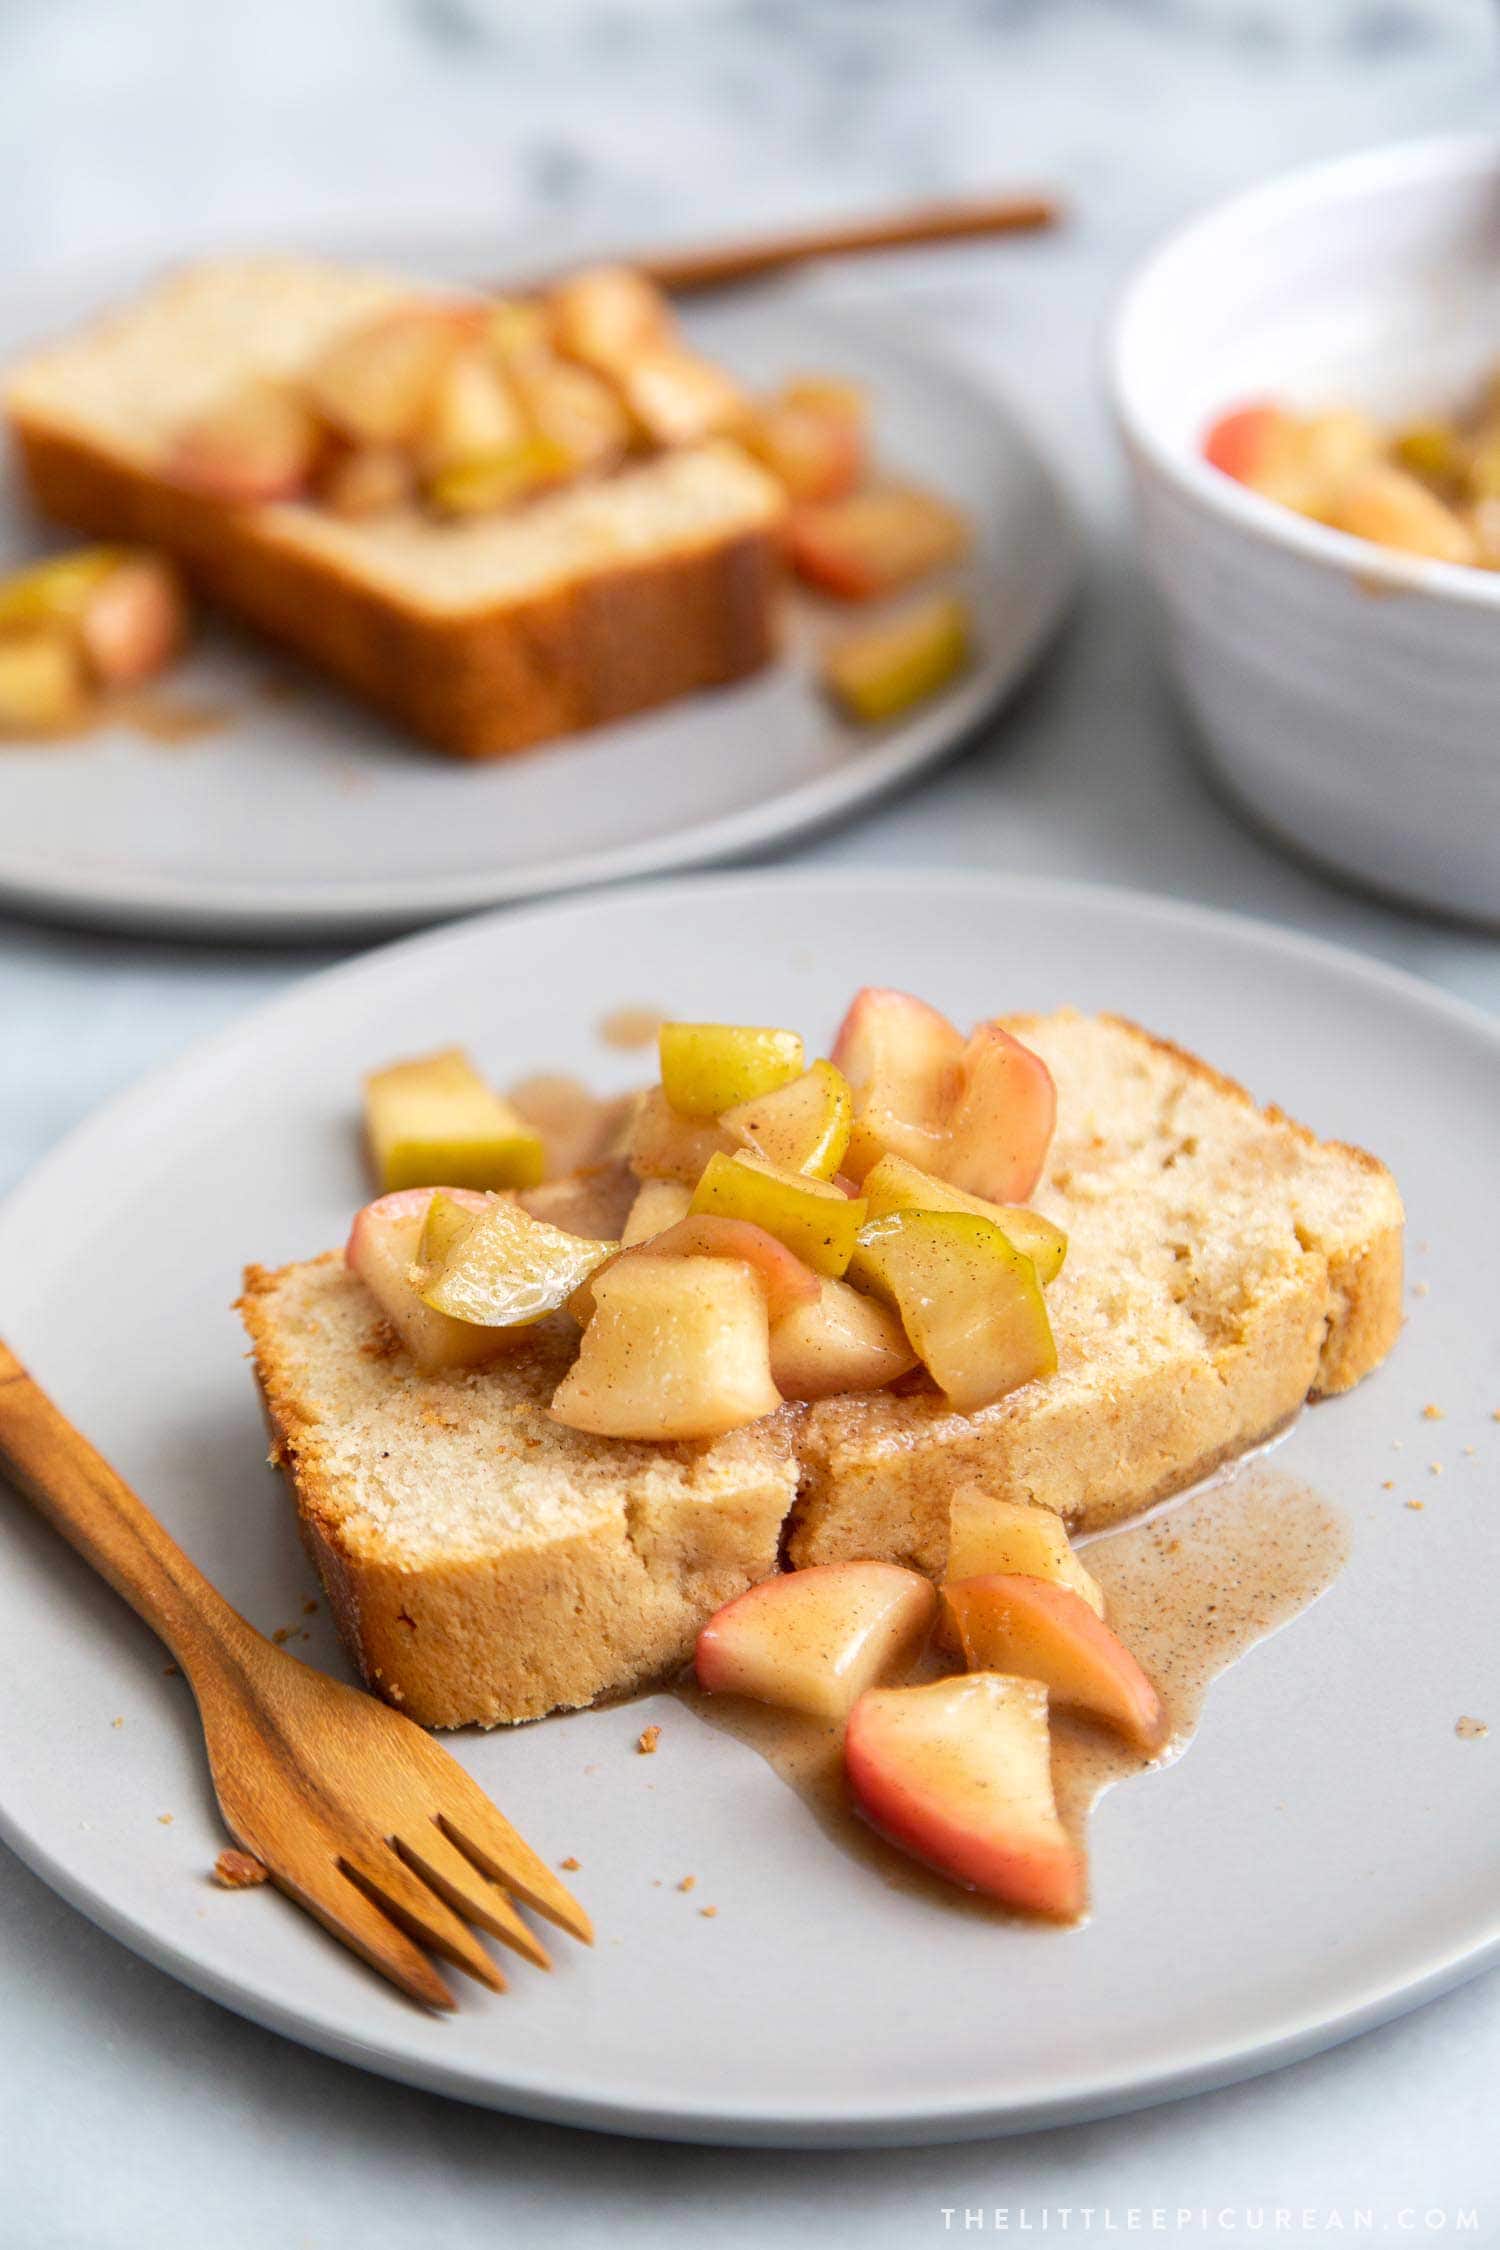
74;557;186;689
168;380;323;501
850;1208;1055;1412
414;1193;616;1328
417;350;529;476
513;356;631;473
425;435;572;516
363;1047;545;1193
844;1673;1083;1918
306;305;478;445
550;1254;781;1440
627;1087;737;1184
0;628;87;732
721;1059;853;1180
787;482;970;600
824;594;969;724
691;1151;865;1278
769;1276;916;1401
860;1153;1066;1284
943;1575;1167;1754
658;1022;805;1118
696;1560;937;1719
741;379;866;503
614;347;747;446
945;1487;1103;1616
831;987;965;1181
547;266;675;372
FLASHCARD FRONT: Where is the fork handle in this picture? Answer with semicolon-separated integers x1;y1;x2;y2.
0;1340;246;1671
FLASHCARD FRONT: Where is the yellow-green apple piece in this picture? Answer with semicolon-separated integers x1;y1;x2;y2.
620;1178;694;1246
695;1561;937;1719
416;348;528;475
860;1153;1067;1284
945;1487;1104;1617
829;987;964;1181
0;549;185;692
823;593;969;725
691;1151;865;1278
345;1188;508;1372
550;1254;780;1440
721;1059;853;1179
627;1086;737;1184
850;1209;1055;1412
414;1196;615;1327
570;1213;819;1328
0;630;86;732
769;1277;917;1400
844;1673;1083;1918
363;1046;545;1194
658;1022;805;1119
943;1575;1166;1753
941;1023;1056;1204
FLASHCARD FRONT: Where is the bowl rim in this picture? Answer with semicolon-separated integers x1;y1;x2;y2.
1106;130;1500;614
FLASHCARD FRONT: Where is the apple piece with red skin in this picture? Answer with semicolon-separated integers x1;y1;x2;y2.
696;1560;937;1720
786;482;971;601
571;1214;820;1328
550;1253;780;1441
944;1575;1168;1754
830;987;964;1181
844;1673;1083;1918
345;1187;506;1372
168;381;323;502
941;1023;1056;1205
1202;402;1283;484
769;1276;916;1400
76;557;186;689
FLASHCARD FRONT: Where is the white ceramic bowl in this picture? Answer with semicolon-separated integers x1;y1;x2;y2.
1110;135;1500;925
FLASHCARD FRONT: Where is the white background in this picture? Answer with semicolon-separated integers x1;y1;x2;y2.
1;1;1498;2241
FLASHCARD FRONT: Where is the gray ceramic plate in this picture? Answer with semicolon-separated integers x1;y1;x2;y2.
0;871;1495;2144
0;244;1077;938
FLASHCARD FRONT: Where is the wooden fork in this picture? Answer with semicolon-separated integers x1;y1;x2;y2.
0;1340;591;2009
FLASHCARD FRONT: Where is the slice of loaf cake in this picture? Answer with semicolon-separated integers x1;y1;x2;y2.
241;1014;1402;1727
3;259;785;757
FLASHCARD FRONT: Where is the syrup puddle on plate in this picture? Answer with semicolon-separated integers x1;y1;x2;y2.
674;1467;1348;1925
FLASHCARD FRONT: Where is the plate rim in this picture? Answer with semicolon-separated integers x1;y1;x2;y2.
0;256;1080;940
2;865;1497;2145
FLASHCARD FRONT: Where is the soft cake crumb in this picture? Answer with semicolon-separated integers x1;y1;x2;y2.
1429;1462;1443;1476
559;1856;581;1871
1406;1499;1425;1511
157;1814;173;1826
699;1905;718;1919
1422;1404;1444;1421
111;1716;123;1729
678;1875;696;1893
1412;1281;1429;1298
637;1724;661;1755
303;1598;319;1615
213;1849;269;1889
1381;1481;1394;1491
1455;1717;1489;1741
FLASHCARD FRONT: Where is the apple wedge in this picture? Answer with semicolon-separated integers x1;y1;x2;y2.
627;1087;737;1184
571;1214;820;1328
830;987;964;1181
945;1487;1104;1617
363;1047;545;1194
742;379;866;503
692;1151;865;1278
943;1576;1167;1754
345;1187;507;1372
616;347;747;447
769;1276;917;1401
620;1178;694;1246
850;1209;1055;1411
168;380;323;501
860;1153;1067;1284
413;1194;616;1328
942;1024;1056;1205
416;348;529;475
721;1059;853;1180
550;1253;780;1440
658;1022;805;1119
696;1561;937;1719
844;1674;1083;1918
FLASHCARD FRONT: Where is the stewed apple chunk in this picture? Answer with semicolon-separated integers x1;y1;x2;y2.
345;1187;507;1372
616;348;747;448
850;1209;1055;1412
769;1276;917;1401
844;1674;1083;1918
546;265;674;373
945;1488;1103;1617
658;1022;805;1119
942;1024;1055;1205
620;1178;694;1246
721;1059;853;1180
742;378;867;504
550;1254;781;1440
823;594;969;725
306;305;479;445
168;379;323;501
861;1153;1066;1284
0;630;85;733
831;987;964;1180
627;1087;737;1184
415;348;529;477
0;549;187;693
363;1047;545;1194
787;481;970;601
943;1576;1166;1753
696;1561;937;1719
413;1195;616;1329
691;1152;865;1278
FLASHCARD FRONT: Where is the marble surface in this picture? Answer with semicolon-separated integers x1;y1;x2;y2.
2;2;1499;2243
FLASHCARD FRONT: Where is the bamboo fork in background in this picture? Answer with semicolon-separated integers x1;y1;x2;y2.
515;189;1061;297
0;1339;590;2009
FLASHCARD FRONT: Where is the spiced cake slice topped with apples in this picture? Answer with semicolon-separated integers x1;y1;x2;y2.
241;991;1403;1731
